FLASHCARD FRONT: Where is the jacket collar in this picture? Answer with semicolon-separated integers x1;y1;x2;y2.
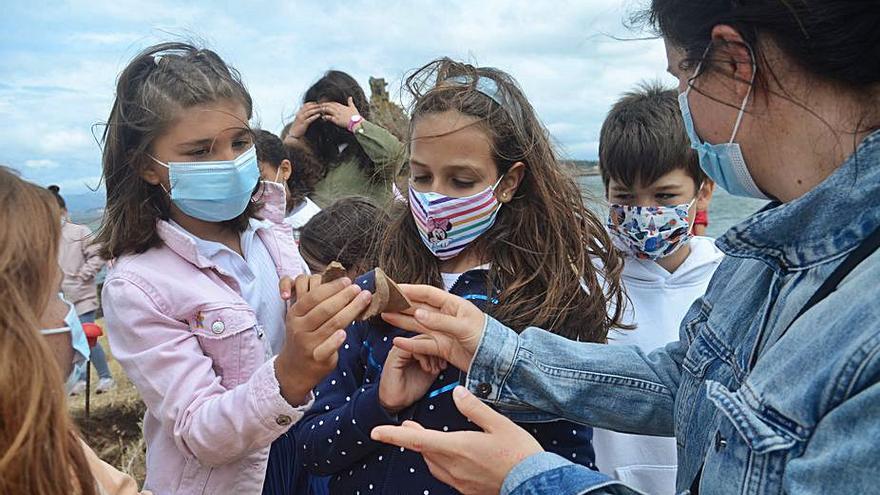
717;130;880;271
154;180;290;272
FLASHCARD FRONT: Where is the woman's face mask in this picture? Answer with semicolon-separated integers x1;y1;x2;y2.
41;297;90;393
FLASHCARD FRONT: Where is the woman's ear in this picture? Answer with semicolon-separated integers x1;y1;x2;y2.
497;162;525;203
279;159;293;183
696;179;716;210
709;25;755;100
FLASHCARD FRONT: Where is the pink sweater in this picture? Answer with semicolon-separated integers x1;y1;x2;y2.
59;220;105;315
102;184;311;494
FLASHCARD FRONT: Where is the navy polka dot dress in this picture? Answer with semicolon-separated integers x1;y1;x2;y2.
294;269;597;494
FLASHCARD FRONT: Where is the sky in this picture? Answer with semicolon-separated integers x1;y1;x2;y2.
0;0;675;195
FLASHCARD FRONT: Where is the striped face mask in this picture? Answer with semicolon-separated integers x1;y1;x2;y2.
409;177;504;260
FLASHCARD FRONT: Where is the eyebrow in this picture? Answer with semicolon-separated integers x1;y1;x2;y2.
410;159;482;175
176;128;251;149
654;184;685;191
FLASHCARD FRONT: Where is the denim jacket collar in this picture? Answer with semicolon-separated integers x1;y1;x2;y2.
717;130;880;271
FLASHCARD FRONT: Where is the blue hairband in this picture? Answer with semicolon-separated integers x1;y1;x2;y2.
446;75;504;106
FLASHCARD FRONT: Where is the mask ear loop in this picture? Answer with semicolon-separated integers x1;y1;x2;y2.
685;181;706;236
728;43;757;144
148;154;175;196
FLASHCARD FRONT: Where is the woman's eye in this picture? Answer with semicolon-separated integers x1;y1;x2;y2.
412;175;431;183
656;193;676;201
613;194;632;201
187;149;209;157
452;179;475;188
233;140;251;149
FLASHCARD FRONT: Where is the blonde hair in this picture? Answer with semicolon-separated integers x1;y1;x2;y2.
0;167;96;494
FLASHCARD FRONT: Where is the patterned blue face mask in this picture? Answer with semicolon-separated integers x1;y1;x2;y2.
42;297;90;394
678;47;768;200
151;145;260;222
607;199;697;260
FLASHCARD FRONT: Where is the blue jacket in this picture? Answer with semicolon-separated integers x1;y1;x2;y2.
295;269;597;494
467;130;880;495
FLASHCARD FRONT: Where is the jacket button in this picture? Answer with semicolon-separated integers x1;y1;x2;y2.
714;431;727;452
276;415;292;426
211;320;225;334
475;382;493;398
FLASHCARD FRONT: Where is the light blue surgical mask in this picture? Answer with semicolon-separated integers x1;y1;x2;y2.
678;48;768;200
151;145;260;222
42;297;90;394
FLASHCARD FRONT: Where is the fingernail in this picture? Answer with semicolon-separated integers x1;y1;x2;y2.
453;386;467;399
414;308;426;320
282;291;290;299
358;291;372;301
350;284;362;295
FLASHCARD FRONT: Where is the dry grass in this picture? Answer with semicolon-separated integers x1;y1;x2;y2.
68;330;147;486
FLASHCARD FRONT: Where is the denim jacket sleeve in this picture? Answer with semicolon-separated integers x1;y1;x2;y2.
295;321;399;475
502;452;642;495
466;316;685;436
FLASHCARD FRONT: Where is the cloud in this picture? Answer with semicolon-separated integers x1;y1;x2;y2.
40;129;95;154
68;31;142;45
0;0;674;193
24;159;60;169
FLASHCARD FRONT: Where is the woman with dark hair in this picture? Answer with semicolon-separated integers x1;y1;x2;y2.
284;70;405;205
368;1;880;494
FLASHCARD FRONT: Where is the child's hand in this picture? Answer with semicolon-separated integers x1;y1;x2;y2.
379;335;446;414
320;97;361;129
275;275;372;407
285;101;322;141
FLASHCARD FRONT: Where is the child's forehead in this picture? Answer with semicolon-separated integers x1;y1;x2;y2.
164;100;250;141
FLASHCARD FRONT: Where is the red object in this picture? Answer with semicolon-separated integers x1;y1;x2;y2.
82;322;104;348
694;210;709;227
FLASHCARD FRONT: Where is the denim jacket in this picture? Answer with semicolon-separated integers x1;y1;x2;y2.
466;130;880;495
295;269;597;494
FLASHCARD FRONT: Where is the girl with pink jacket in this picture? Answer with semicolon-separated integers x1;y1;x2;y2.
96;42;372;494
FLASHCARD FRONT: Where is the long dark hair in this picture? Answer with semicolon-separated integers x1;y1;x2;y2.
96;42;261;259
299;196;390;275
301;70;375;178
638;0;880;131
379;58;629;343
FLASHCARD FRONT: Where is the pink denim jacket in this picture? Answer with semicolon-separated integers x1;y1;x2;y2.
102;183;311;494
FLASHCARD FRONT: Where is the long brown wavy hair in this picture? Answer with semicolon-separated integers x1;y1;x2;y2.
0;167;97;494
379;58;629;342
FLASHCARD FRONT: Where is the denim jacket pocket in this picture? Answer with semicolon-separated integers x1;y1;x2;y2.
188;304;261;388
704;381;807;495
706;381;801;454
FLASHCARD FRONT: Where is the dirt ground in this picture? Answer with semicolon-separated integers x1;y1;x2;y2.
68;333;147;486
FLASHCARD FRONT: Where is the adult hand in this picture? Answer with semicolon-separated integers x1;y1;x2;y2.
321;97;361;129
285;101;323;141
275;275;372;406
381;284;486;371
379;334;446;414
372;386;544;495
